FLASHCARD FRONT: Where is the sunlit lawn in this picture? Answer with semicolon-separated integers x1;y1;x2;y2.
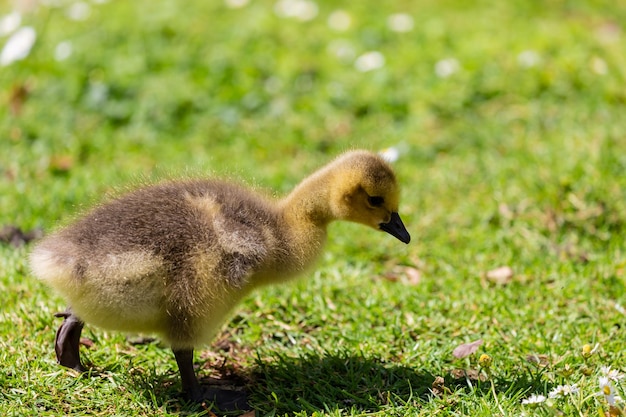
2;0;626;416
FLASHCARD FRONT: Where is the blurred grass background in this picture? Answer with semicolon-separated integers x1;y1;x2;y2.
1;0;626;416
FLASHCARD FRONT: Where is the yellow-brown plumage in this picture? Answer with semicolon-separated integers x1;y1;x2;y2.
30;150;410;407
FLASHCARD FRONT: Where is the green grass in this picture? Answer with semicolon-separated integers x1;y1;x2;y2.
2;0;626;415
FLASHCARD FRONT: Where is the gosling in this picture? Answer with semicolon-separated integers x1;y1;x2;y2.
30;150;410;407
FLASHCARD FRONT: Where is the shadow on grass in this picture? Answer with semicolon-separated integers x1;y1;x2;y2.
124;350;543;415
249;351;436;415
123;350;435;415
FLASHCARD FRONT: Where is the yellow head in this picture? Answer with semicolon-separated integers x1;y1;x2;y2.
327;151;410;244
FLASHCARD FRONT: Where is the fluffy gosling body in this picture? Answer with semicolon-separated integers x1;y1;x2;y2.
30;150;410;406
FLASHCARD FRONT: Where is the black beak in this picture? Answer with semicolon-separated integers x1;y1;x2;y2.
379;212;411;244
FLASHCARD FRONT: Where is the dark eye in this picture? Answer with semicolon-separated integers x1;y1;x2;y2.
368;196;385;207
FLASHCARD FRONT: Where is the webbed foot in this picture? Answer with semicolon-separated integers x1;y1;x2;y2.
173;348;249;411
54;309;87;373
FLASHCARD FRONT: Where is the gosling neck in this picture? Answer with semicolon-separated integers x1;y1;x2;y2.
279;168;336;228
254;170;333;284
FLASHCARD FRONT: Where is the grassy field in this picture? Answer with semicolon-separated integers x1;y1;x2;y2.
2;0;626;415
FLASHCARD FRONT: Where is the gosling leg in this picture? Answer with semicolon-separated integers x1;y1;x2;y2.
172;348;248;410
54;309;87;373
173;348;203;401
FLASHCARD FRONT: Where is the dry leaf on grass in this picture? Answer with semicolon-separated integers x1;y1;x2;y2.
607;405;624;417
239;411;256;417
404;266;421;285
485;266;514;285
452;339;483;359
431;376;446;397
382;265;421;285
526;353;550;367
450;368;487;382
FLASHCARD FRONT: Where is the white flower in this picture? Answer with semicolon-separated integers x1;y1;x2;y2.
225;0;249;8
327;10;351;31
0;26;36;66
54;41;72;61
548;384;579;399
615;303;626;315
599;376;617;405
517;50;540;68
434;58;459;78
274;0;318;21
387;13;414;33
67;2;91;21
601;366;625;382
355;51;385;72
521;394;546;406
0;11;21;37
379;147;400;163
